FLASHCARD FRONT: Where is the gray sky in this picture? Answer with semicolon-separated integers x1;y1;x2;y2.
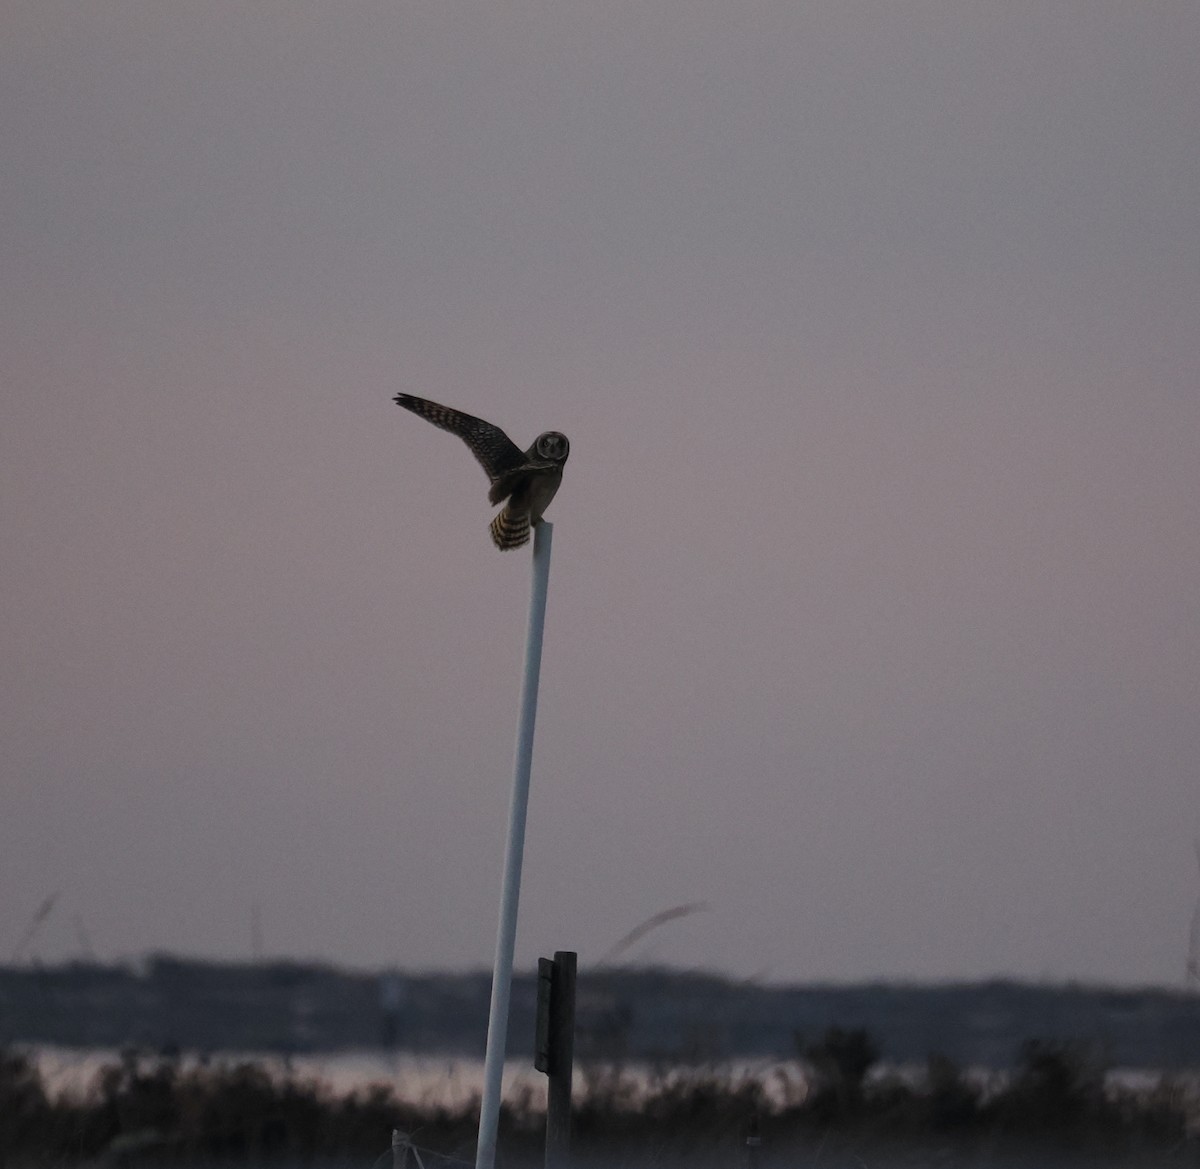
3;1;1198;986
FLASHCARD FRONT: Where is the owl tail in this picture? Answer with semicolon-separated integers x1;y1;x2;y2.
490;506;531;550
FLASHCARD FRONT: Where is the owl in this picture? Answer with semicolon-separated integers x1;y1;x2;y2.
393;393;570;550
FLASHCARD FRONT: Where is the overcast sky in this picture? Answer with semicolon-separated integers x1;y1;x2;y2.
3;2;1198;987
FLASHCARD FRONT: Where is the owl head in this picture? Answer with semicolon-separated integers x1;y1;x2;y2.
534;431;570;463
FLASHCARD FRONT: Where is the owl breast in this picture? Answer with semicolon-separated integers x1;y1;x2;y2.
525;467;563;523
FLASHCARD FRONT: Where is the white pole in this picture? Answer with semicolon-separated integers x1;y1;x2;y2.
476;521;554;1169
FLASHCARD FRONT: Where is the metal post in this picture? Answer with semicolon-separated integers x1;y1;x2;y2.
745;1112;762;1169
476;522;555;1169
545;950;576;1169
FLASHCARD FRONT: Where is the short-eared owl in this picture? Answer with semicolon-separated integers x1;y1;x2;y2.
393;393;570;550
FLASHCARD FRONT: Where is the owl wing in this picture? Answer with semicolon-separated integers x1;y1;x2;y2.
394;394;526;484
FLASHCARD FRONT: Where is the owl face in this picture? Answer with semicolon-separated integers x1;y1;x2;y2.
534;431;570;462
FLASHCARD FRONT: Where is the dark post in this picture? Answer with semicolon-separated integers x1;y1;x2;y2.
744;1112;762;1169
538;950;576;1169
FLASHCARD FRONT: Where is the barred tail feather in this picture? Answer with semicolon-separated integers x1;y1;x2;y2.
489;506;531;550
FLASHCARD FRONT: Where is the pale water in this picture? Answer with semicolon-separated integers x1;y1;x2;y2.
28;1046;811;1107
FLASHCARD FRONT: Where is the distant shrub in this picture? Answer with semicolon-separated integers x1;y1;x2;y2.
0;1048;50;1157
798;1026;880;1118
923;1052;981;1130
989;1039;1111;1134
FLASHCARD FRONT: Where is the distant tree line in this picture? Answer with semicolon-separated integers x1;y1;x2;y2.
4;957;1200;1068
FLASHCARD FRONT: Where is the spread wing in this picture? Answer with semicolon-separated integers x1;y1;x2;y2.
394;394;526;484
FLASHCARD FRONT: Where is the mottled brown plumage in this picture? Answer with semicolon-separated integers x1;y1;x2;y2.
394;393;569;549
